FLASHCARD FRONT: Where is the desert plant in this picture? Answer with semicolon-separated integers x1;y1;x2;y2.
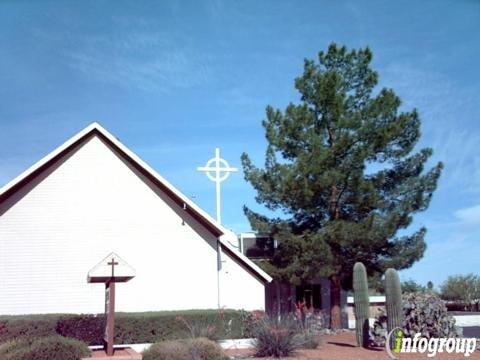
252;316;300;357
188;338;228;360
294;330;321;349
142;338;227;360
403;292;459;338
385;268;403;333
372;292;460;346
353;262;369;347
142;339;190;360
294;300;327;333
0;336;90;360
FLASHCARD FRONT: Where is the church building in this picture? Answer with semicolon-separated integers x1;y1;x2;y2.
0;123;272;315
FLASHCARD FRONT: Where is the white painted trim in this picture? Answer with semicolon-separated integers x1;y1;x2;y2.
0;122;272;283
453;315;480;327
348;318;378;329
89;344;152;353
347;296;385;304
89;338;256;353
217;338;255;349
348;316;480;329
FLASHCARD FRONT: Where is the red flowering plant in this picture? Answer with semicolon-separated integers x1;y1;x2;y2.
294;300;327;333
239;310;266;337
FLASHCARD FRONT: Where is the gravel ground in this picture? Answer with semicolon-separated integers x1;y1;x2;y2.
226;331;480;359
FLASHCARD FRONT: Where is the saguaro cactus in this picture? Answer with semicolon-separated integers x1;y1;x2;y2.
353;262;370;347
385;268;403;333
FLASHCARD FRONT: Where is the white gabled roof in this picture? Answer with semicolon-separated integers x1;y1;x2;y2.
0;122;272;283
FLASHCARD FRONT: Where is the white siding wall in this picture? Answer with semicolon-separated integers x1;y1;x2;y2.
0;135;265;314
219;245;266;310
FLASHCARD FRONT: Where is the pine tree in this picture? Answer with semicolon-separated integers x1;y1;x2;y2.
241;43;443;329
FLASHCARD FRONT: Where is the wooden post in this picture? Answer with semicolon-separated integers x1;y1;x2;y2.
104;280;116;356
104;257;118;356
88;254;134;357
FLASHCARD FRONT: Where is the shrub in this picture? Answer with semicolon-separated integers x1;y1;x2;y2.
292;301;324;350
114;310;247;344
142;339;190;360
252;316;300;358
188;338;228;360
294;330;321;349
294;301;327;333
56;314;105;345
0;336;91;360
372;292;460;346
142;338;227;360
0;309;251;345
0;315;58;343
174;308;234;340
0;338;30;359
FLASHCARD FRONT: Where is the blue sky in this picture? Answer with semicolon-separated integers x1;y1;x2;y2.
0;0;479;287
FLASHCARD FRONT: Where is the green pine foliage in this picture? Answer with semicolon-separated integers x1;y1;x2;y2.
241;43;443;328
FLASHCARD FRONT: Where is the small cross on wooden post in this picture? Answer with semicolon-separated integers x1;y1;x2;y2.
87;253;135;357
104;259;117;356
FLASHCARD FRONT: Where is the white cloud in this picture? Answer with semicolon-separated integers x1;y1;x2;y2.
379;58;480;197
33;22;213;93
454;204;480;225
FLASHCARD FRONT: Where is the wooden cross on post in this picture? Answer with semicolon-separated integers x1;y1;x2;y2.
87;253;135;357
104;258;117;356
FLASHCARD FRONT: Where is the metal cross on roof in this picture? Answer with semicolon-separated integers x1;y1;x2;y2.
197;148;238;224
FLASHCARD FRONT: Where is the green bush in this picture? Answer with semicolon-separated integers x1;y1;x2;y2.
0;309;251;345
113;310;248;344
0;315;58;343
56;314;105;345
188;338;228;360
0;338;29;359
143;339;190;360
252;316;300;358
142;338;227;360
294;330;321;349
0;336;90;360
372;292;460;346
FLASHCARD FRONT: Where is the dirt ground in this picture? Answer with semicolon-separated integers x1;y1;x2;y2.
225;331;480;359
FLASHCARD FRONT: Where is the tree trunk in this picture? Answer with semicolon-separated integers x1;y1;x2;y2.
330;275;342;330
275;280;281;318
